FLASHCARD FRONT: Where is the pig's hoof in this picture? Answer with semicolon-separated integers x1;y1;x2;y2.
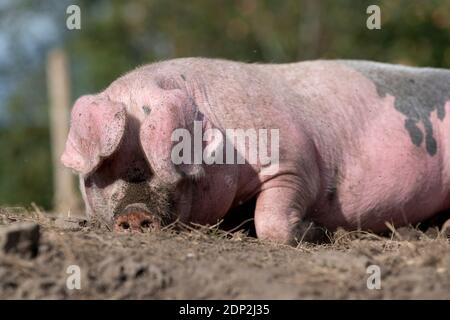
113;208;160;233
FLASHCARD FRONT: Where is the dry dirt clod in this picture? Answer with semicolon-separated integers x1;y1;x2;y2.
424;227;440;239
54;216;87;231
394;227;424;241
0;221;40;259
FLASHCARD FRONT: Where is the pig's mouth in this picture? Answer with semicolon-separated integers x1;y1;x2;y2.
113;203;162;232
111;182;177;232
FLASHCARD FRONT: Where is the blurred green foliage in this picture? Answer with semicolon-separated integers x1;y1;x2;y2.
2;0;450;209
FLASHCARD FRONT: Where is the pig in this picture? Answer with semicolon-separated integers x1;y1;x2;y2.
61;58;450;244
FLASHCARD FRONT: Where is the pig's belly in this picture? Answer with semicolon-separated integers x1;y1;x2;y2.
313;102;450;232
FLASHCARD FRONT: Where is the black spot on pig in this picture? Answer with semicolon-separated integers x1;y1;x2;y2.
142;105;151;115
343;61;450;156
373;82;445;156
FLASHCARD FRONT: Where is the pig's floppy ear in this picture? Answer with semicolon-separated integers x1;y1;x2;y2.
61;95;127;175
140;89;203;185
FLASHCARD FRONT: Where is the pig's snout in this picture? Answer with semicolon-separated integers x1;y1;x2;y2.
113;204;160;232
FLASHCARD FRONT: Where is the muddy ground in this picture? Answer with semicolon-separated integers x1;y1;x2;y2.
1;206;450;299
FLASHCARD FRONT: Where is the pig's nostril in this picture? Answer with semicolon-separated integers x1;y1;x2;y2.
140;219;152;229
119;221;130;230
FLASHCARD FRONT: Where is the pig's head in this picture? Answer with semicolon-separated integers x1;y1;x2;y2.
61;90;204;232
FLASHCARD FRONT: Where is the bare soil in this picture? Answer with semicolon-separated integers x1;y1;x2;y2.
1;207;450;299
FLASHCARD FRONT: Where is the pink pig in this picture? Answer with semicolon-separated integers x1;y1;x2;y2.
61;58;450;244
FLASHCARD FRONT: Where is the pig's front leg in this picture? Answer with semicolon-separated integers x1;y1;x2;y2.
254;187;324;245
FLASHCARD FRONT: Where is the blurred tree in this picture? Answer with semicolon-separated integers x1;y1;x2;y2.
0;125;52;207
